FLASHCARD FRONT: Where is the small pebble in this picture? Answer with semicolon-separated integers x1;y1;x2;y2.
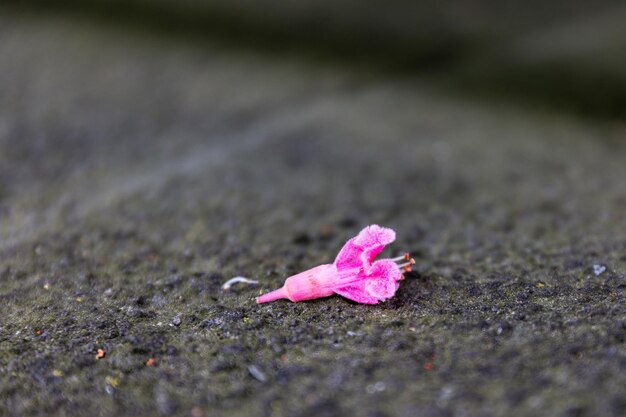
438;385;455;404
593;264;606;276
199;319;218;329
171;315;182;327
105;376;120;389
366;381;386;394
248;365;267;382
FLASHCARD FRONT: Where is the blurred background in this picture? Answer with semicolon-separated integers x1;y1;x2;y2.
1;2;625;417
4;0;626;118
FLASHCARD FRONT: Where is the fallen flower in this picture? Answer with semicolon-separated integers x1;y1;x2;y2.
256;225;413;304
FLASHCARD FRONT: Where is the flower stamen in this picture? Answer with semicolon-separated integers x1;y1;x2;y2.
390;252;411;263
398;258;415;272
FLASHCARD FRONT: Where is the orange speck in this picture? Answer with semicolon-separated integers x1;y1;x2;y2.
319;225;334;237
96;349;106;359
146;358;155;366
423;362;433;371
35;330;42;336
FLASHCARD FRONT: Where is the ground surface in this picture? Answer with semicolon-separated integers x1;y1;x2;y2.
0;12;625;417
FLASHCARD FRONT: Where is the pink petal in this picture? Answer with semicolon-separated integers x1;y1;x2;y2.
333;260;402;304
368;260;402;281
333;237;362;269
353;225;396;248
333;283;380;304
364;278;400;300
364;260;402;300
334;225;396;270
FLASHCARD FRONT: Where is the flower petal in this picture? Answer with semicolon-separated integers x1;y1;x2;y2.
333;237;362;269
334;225;396;270
333;283;380;304
353;225;396;248
364;279;399;300
364;260;402;300
367;259;403;281
334;260;402;304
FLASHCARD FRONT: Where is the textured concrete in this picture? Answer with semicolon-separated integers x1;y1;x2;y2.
0;13;625;417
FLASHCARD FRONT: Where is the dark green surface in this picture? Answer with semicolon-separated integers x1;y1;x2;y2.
1;13;625;417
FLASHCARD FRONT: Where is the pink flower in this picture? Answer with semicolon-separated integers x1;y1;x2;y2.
256;225;414;304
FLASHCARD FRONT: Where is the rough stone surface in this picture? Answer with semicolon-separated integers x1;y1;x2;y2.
1;13;625;417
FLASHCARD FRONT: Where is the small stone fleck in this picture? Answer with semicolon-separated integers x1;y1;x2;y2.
593;264;606;276
171;314;182;327
366;381;386;394
105;376;120;389
248;365;267;382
